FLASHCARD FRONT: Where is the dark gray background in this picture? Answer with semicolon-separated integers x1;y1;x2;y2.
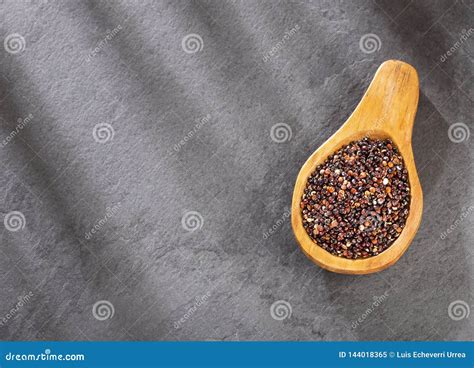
0;0;472;340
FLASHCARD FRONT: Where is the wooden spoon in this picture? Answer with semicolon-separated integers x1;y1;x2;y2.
291;60;422;274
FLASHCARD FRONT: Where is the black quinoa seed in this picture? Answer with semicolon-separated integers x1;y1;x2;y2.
300;137;410;259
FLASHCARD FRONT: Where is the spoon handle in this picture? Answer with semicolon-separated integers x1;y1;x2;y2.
348;60;419;145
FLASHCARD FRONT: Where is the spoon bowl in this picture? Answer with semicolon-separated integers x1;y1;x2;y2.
291;60;423;274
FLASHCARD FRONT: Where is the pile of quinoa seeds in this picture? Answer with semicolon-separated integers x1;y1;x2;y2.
300;137;410;259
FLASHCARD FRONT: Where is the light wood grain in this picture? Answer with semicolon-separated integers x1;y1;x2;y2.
291;60;423;274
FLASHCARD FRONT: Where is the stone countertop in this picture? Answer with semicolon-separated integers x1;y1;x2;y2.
0;0;472;340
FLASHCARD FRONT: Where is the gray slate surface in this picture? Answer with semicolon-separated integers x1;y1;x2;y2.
0;0;473;341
